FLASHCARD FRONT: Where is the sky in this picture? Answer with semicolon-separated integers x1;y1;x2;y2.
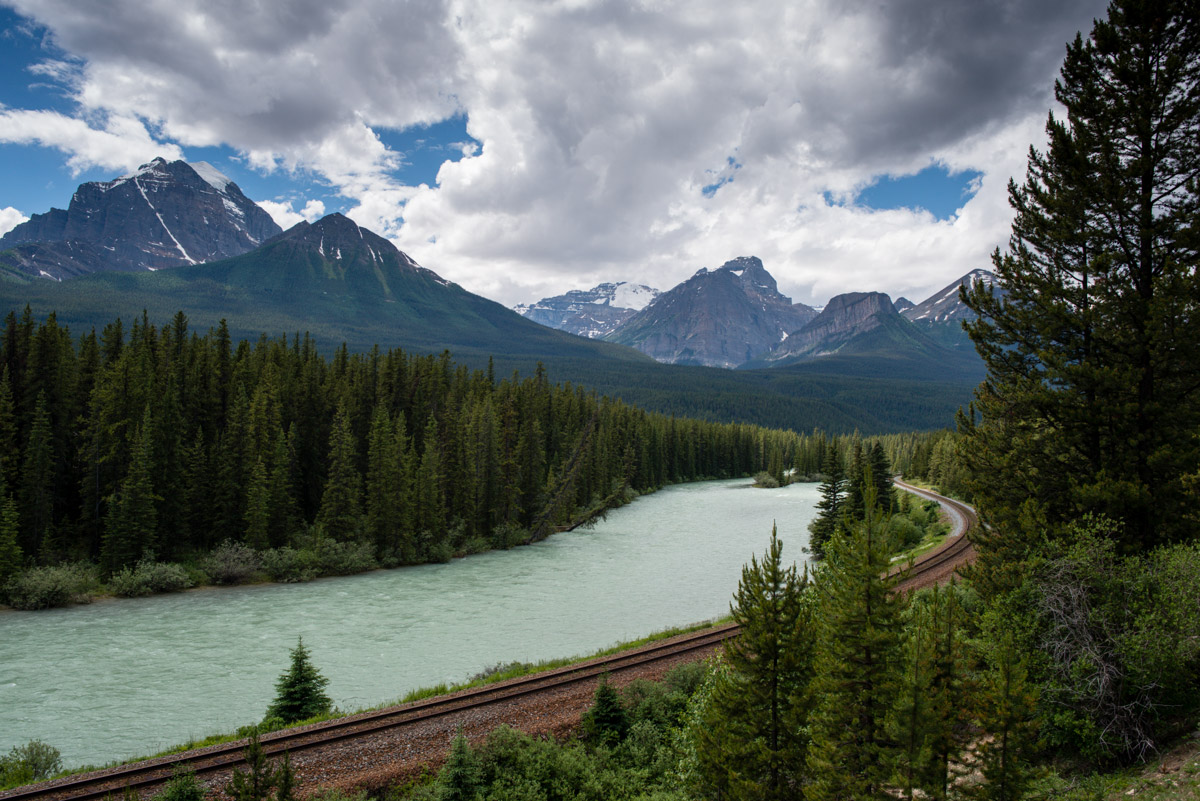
0;0;1108;309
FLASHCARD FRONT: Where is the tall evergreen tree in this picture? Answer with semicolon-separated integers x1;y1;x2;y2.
808;446;845;560
700;525;814;800
967;632;1040;801
316;401;363;541
19;392;54;557
0;479;23;583
961;0;1200;588
806;490;905;801
101;412;160;571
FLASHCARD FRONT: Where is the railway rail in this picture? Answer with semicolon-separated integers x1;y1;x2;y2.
5;482;976;801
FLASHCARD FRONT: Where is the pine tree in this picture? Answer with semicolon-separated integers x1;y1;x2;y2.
264;637;332;724
0;480;23;583
365;401;401;559
439;727;480;801
582;674;629;745
808;446;845;560
869;441;895;512
316;401;362;542
961;1;1200;582
806;490;905;801
226;730;278;801
967;632;1040;801
921;582;972;801
101;412;160;571
19;392;54;557
702;525;814;800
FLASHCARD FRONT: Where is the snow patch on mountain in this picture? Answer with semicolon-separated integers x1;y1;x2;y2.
190;161;234;193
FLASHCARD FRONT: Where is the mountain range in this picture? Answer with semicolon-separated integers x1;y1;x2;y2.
513;282;659;338
0;158;992;433
518;257;990;379
0;158;281;279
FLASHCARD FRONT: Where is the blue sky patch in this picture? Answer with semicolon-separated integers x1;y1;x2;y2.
851;164;983;220
702;156;742;198
375;114;479;188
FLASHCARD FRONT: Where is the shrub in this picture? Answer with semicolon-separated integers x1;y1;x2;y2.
490;522;527;550
752;471;780;489
203;540;261;585
0;740;62;790
261;547;316;583
309;539;376;576
3;563;100;610
109;559;193;597
155;767;205;801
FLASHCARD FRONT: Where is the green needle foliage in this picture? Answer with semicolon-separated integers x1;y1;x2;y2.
806;487;905;801
697;524;814;800
960;0;1200;592
226;730;296;801
265;637;332;725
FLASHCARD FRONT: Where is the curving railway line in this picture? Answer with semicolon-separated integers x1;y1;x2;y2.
4;482;976;801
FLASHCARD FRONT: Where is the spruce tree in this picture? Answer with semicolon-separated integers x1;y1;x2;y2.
101;413;160;571
264;637;332;724
808;446;844;560
439;727;480;801
0;482;23;583
968;632;1040;801
806;489;905;801
961;0;1200;583
703;525;814;800
316;401;363;542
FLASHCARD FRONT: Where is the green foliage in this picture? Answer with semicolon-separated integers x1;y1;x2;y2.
698;525;814;800
1032;520;1200;762
806;493;905;800
154;767;205;801
3;562;99;610
960;0;1200;594
807;444;844;559
265;637;332;724
202;540;262;585
967;631;1041;801
226;730;295;801
582;675;630;745
0;740;62;790
108;559;194;597
439;729;481;801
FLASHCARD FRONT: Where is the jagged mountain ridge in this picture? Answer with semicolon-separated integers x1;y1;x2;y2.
605;256;818;368
901;269;998;353
766;292;907;362
0;212;654;367
514;281;660;338
0;157;281;280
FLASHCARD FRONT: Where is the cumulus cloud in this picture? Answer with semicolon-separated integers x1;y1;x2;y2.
0;108;183;174
257;197;329;230
0;207;29;237
6;0;1108;306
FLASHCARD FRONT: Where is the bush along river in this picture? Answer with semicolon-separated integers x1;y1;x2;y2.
0;478;818;768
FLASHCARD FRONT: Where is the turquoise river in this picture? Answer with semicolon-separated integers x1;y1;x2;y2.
0;478;818;768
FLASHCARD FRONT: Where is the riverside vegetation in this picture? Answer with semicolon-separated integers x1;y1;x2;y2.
373;3;1200;798
3;2;1198;799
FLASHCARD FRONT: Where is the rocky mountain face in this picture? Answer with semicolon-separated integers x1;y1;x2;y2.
514;282;660;338
0;157;281;280
901;269;997;352
902;268;995;324
605;256;817;368
765;292;900;362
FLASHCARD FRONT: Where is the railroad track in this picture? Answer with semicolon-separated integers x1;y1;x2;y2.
6;483;975;801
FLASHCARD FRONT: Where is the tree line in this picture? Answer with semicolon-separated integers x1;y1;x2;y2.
0;308;816;583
